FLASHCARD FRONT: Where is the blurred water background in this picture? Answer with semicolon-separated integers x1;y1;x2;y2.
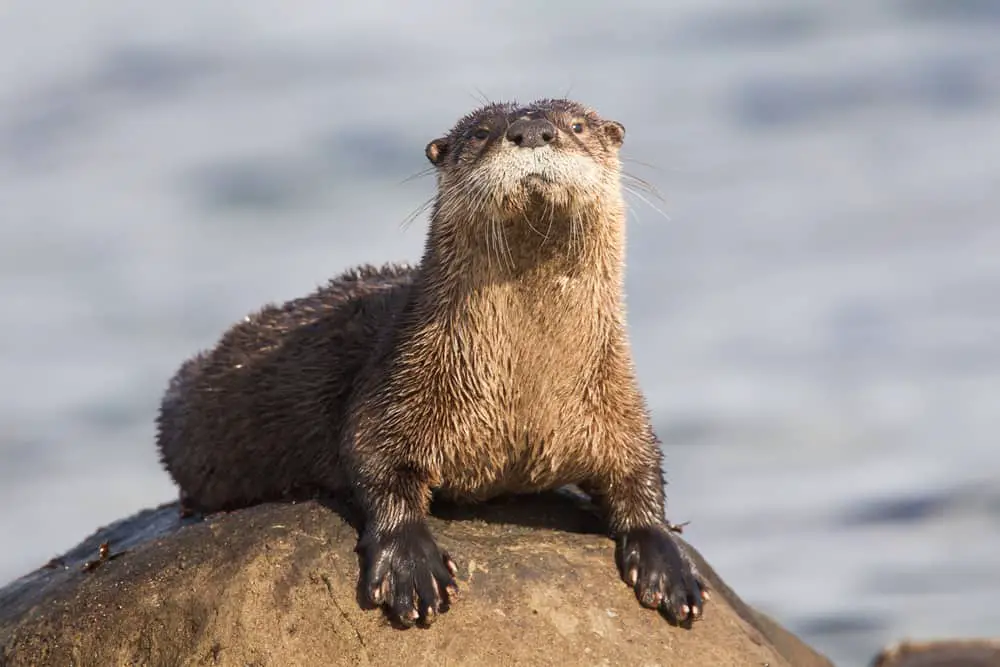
1;1;998;664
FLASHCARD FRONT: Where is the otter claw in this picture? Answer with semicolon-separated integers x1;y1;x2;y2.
616;526;706;624
360;522;457;626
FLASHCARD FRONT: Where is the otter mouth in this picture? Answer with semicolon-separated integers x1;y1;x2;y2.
522;173;555;186
479;145;602;203
500;147;564;188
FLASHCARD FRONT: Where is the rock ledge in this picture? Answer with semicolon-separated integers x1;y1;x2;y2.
0;493;834;667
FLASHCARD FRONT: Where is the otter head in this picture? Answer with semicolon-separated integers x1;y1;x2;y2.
425;99;626;225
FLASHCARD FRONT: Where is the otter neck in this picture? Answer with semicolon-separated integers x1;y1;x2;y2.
417;198;628;308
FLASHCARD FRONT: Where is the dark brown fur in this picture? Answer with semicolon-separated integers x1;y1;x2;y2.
157;98;706;626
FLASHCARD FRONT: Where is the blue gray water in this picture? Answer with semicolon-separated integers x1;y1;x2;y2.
1;2;998;664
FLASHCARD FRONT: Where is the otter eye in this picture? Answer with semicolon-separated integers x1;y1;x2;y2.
472;127;490;140
571;121;585;134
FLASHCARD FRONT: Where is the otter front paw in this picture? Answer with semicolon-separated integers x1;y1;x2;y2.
616;526;706;624
360;522;459;627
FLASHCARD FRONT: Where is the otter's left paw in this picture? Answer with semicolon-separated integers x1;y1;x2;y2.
616;526;706;624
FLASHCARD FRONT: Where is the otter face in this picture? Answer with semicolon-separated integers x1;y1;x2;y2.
425;99;625;220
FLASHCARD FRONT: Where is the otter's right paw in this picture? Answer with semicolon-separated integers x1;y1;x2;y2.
360;522;459;627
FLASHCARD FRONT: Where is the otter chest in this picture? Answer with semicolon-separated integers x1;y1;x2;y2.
438;313;608;495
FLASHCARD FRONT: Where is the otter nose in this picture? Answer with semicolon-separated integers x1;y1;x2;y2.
505;118;557;148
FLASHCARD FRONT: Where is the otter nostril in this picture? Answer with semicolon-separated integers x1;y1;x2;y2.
506;118;557;149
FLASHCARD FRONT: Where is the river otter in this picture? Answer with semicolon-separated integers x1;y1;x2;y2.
157;98;706;627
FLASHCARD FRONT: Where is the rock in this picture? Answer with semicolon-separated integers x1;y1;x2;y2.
0;492;834;667
870;639;1000;667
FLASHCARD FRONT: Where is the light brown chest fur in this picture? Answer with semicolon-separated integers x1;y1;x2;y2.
366;271;637;501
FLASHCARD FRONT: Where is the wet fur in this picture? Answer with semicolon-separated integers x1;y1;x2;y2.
157;98;704;625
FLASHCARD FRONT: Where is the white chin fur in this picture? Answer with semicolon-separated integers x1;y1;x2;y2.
481;145;606;199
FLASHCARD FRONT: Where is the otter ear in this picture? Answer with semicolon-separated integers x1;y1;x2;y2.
602;121;625;147
425;138;449;166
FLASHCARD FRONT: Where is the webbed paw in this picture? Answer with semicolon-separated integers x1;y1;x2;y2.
360;522;459;627
617;526;708;624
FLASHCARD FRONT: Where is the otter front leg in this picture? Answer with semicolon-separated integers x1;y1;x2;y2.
353;460;458;626
598;450;708;624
